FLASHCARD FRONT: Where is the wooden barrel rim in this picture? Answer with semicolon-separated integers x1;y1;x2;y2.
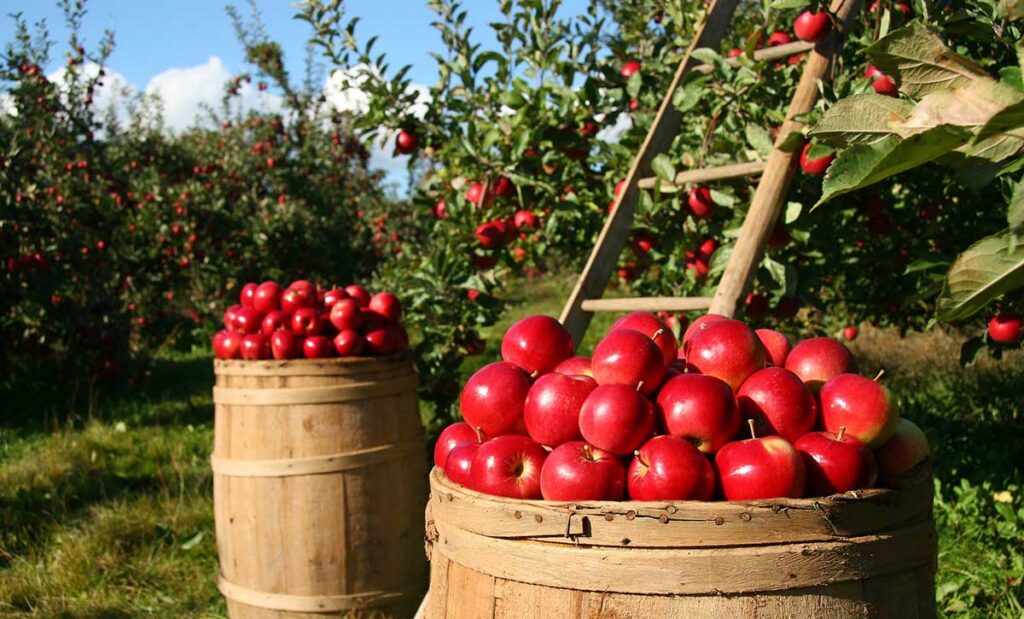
218;577;415;612
213;352;411;377
427;463;932;547
212;372;418;406
211;440;423;477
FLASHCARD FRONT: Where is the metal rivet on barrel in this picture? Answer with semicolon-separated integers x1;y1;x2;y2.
514;511;523;520
604;514;614;521
659;514;669;524
534;514;543;523
666;505;677;514
626;510;637;520
740;512;752;522
714;516;724;526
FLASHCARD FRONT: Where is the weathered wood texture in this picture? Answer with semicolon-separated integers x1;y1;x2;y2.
580;296;713;313
213;354;428;618
425;463;936;618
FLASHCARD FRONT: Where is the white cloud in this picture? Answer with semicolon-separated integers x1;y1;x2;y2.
596;112;633;144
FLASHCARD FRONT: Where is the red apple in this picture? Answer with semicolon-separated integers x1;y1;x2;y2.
345;285;371;308
460;361;531;436
871;72;898;97
819;373;900;448
290;307;323;336
333;329;366;357
465;181;494;208
270;330;301;360
680;313;728;355
329;298;364;332
578;384;655;456
501;315;575;375
213;330;241;359
554;355;592;376
784;337;857;391
281;286;315;313
301;335;333;358
524;373;597;447
252;281;282;313
514;209;539;229
240;333;270;360
800;142;834;175
794;10;831;43
737;367;817;443
434;422;481;469
609;312;678;366
592;328;665;395
444;442;479;487
239;282;258;308
470;435;548;499
988;313;1022;344
655;373;741;454
687;186;715;219
261;310;290;335
388;324;409;350
686;319;766;391
540;441;626;501
766;31;792;46
321;288;349;309
874;418;930;485
223;304;243;330
843;326;859;341
395;128;418;155
628;435;715;501
369;291;402;323
795;429;877;495
715;422;806;500
755;328;791;366
231;307;263;335
620;59;641;77
364;328;395;355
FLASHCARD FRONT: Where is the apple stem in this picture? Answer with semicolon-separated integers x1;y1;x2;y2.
583;443;593;460
836;426;846;441
652;328;664;341
636;380;645;392
530;370;541;380
873;369;886;382
747;418;757;440
474;426;484;443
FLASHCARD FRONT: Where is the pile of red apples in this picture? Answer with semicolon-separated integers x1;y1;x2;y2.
212;280;407;360
435;313;930;502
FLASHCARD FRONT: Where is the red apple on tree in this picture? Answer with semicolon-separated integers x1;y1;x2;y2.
501;315;575;375
628;435;715;501
737;367;817;443
843;326;859;341
795;428;877;495
800;142;835;176
620;59;641;77
434;422;481;469
686;319;766;391
687;186;715;219
755;328;791;366
394;128;418;155
592;328;666;395
465;181;494;208
540;441;626;501
578;384;655;456
524;373;597;447
874;418;930;485
655;373;740;454
784;337;857;391
819;373;900;448
460;361;532;436
794;10;831;43
766;31;792;46
715;420;806;500
988;313;1022;344
470;435;548;499
609;311;678;366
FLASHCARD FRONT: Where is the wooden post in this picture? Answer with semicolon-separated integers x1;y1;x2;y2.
708;0;862;318
559;0;741;345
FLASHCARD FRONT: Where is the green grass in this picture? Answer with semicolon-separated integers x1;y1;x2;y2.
1;279;1022;616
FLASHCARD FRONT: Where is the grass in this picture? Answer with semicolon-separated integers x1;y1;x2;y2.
1;275;1022;616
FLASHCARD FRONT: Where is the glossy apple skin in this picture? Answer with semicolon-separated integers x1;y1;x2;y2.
687;187;715;219
302;335;334;359
434;422;480;469
281;286;316;314
874;419;930;485
345;285;371;308
290;307;323;336
329;298;365;332
444;443;479;487
755;328;792;366
843;326;859;341
578;384;655;456
252;281;282;313
223;304;243;331
213;330;242;359
240;333;270;360
540;441;626;501
231;307;263;335
988;313;1023;344
686;319;766;391
795;431;877;495
680;313;727;356
800;143;835;175
524;373;597;447
794;10;831;43
333;329;366;357
364;328;396;356
819;373;900;448
628;435;715;501
784;337;857;391
270;330;301;360
737;367;817;443
459;361;531;437
592;328;665;395
470;435;548;499
715;435;806;500
500;315;575;375
369;292;402;323
261;310;290;336
321;288;348;309
655;374;740;454
609;312;678;366
240;283;258;308
554;356;592;376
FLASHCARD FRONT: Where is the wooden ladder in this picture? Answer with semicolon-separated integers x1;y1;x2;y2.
559;0;861;344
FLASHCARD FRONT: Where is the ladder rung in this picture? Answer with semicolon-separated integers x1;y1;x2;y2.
581;297;713;313
694;41;815;74
637;160;767;191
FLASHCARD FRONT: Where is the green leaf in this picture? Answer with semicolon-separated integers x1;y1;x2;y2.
1010;176;1024;229
815;127;971;206
865;23;989;97
809;94;914;146
959;336;986;367
770;0;809;8
936;229;1024;322
626;71;642;99
651;154;676;183
745;124;774;158
776;131;805;153
784;202;802;224
976;98;1024;142
997;0;1024;20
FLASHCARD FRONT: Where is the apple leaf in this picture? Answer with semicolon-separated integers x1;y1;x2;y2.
651;153;676;184
770;0;808;9
809;94;913;146
976;98;1024;142
745;124;774;158
997;0;1024;20
1010;177;1024;229
893;79;1024;138
814;126;970;207
936;229;1024;322
865;23;989;98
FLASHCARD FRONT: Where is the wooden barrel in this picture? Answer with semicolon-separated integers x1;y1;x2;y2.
424;463;936;618
213;354;428;618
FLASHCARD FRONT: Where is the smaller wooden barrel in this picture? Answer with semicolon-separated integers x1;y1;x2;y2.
425;463;936;618
213;354;427;618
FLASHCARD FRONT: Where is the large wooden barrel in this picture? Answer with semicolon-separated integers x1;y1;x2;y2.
424;463;936;618
213;354;428;618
